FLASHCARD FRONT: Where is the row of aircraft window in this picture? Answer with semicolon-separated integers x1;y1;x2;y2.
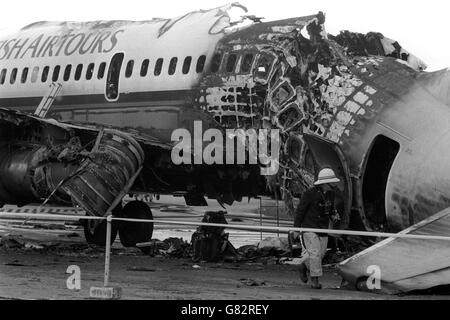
0;52;255;86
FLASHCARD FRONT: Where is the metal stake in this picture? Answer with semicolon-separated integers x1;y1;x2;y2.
104;215;112;287
276;185;280;238
259;197;263;241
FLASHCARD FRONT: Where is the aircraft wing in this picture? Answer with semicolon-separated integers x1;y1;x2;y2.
0;107;170;217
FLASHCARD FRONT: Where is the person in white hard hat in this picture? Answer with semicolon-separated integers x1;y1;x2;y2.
294;168;341;289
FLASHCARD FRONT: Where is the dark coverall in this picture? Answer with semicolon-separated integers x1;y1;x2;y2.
294;186;335;277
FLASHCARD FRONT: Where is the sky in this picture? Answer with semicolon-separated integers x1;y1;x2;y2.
0;0;449;71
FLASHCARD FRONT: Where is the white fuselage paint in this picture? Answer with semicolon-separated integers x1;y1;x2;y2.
0;9;230;102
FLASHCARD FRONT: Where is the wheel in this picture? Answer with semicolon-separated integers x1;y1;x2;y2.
119;201;154;249
83;218;119;246
83;205;122;246
355;277;370;292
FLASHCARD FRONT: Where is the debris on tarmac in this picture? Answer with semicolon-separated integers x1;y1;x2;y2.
239;278;267;287
237;243;290;261
257;237;290;252
24;242;44;250
137;238;192;258
280;257;305;265
0;236;24;249
127;266;162;272
0;234;105;256
61;233;81;238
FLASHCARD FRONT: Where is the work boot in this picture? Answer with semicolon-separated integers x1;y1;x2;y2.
311;277;322;289
298;263;308;284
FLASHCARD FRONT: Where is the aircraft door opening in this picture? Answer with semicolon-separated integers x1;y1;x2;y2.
106;53;124;101
362;135;400;231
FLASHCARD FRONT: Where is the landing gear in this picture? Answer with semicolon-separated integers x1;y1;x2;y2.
83;218;119;246
83;206;121;246
118;201;154;249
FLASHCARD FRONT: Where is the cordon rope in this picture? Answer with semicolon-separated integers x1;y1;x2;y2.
1;211;450;242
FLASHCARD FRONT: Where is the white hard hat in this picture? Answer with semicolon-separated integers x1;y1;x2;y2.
314;168;341;186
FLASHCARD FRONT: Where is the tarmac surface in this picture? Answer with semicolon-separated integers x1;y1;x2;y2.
0;196;448;300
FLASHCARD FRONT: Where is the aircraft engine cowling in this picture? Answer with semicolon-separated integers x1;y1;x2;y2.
0;115;144;217
61;130;145;216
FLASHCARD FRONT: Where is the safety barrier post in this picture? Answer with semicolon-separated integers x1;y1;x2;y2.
89;215;122;299
275;184;280;238
104;215;112;287
259;197;263;241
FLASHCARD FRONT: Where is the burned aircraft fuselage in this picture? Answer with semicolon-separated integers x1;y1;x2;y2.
195;11;450;233
0;4;449;233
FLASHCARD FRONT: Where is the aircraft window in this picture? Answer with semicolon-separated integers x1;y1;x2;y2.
140;59;149;77
196;55;206;73
10;68;17;84
210;53;221;73
125;60;134;78
241;54;254;73
52;66;61;82
182;56;192;74
226;54;237;73
0;69;6;85
168;57;178;75
86;63;94;80
41;66;49;82
97;62;106;79
271;83;294;108
21;68;29;83
64;65;72;81
255;54;273;80
31;67;39;83
75;64;83;81
106;52;124;100
154;58;163;76
270;65;283;88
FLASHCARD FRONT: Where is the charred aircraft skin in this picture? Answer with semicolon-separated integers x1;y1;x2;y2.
0;4;449;235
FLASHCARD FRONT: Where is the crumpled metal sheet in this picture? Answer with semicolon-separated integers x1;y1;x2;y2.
61;129;145;217
332;31;427;71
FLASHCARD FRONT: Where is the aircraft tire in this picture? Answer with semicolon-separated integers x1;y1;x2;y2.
355;276;370;292
119;201;154;251
83;218;119;246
